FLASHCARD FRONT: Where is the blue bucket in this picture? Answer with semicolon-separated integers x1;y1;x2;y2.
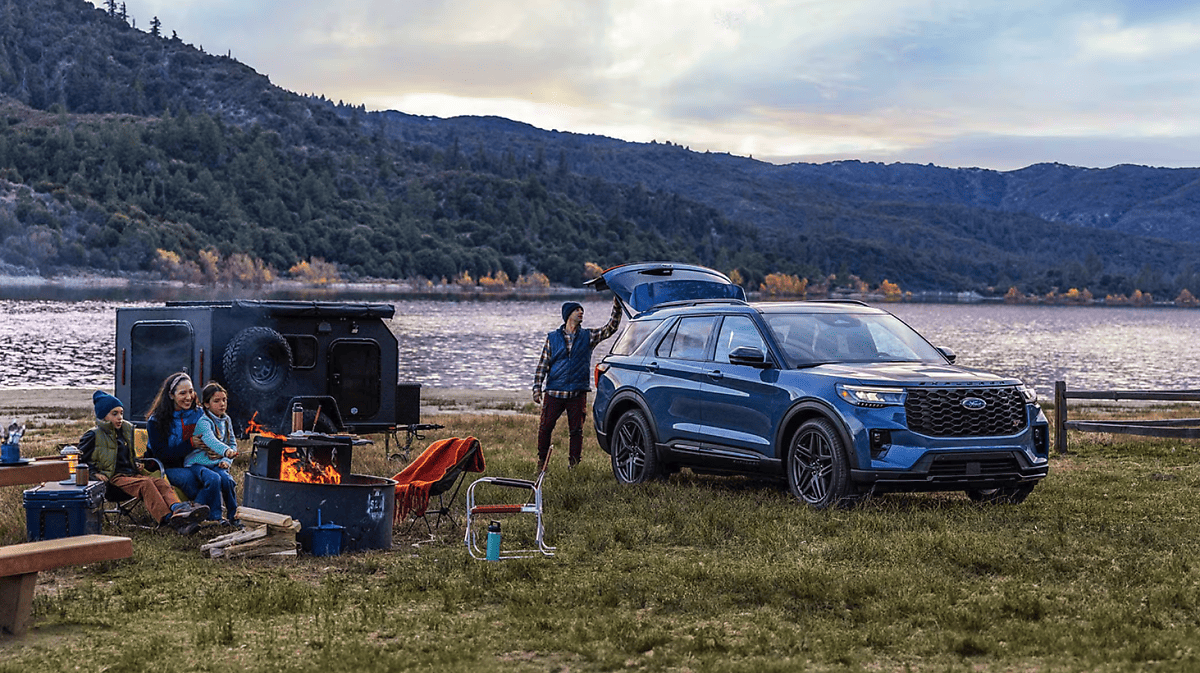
310;509;345;557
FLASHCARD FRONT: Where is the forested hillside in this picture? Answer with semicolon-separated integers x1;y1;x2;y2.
1;0;1199;298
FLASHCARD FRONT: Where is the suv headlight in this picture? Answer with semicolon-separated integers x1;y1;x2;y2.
836;384;906;407
1020;385;1038;404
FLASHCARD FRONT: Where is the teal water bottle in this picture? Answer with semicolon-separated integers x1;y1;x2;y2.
486;521;501;561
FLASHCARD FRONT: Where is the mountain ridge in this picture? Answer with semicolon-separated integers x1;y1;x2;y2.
1;0;1198;298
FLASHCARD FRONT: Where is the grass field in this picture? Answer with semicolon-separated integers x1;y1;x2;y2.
1;405;1198;672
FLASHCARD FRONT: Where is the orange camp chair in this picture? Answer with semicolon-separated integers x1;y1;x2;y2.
464;448;555;559
392;437;486;534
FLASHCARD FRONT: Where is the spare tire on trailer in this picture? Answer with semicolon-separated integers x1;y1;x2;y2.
222;327;293;417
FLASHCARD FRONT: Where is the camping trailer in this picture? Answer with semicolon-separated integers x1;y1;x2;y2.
114;300;420;436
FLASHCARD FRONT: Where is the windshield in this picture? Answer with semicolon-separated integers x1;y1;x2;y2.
764;312;946;366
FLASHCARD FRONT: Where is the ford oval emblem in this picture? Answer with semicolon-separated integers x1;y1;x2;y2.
961;397;987;411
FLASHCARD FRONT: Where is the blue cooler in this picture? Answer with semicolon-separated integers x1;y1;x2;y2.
23;479;105;541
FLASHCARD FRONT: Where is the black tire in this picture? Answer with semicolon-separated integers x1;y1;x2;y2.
610;409;661;484
786;418;852;509
966;483;1035;504
222;327;293;411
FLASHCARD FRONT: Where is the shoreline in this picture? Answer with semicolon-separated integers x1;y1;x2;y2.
0;386;530;423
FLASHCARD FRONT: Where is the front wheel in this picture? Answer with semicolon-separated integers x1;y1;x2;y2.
610;409;661;484
786;418;852;509
966;483;1035;504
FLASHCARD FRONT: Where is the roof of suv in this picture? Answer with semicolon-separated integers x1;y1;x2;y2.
636;298;883;319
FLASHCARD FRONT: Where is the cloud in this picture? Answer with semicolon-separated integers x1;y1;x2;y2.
92;0;1200;169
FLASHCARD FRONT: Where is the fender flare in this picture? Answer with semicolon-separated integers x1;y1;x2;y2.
599;389;660;452
776;399;860;470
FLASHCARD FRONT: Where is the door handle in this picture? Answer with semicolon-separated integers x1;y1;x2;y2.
708;370;724;380
646;362;659;372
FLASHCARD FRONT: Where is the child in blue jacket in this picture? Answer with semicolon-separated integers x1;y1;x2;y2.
186;382;240;524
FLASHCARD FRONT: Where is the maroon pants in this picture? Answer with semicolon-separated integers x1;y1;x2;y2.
107;474;181;523
537;393;586;465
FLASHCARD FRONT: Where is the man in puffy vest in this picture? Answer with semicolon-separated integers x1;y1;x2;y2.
532;297;622;470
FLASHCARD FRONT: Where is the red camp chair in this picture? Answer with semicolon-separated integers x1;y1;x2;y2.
464;448;555;559
392;437;486;534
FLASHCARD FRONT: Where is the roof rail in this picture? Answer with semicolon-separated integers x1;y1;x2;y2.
802;299;872;307
651;298;751;310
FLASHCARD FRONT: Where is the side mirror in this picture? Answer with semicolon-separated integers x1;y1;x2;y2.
728;346;771;368
938;346;957;364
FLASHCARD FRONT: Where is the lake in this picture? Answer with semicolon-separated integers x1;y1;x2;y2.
2;287;1199;399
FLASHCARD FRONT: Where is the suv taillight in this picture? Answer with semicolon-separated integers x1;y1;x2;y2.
594;363;610;389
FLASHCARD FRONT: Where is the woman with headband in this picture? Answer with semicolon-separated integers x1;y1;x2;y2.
144;372;221;528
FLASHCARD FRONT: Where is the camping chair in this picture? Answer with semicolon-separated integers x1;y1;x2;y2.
392;437;486;534
464;448;556;559
102;455;168;529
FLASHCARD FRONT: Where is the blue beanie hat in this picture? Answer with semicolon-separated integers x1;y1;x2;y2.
561;301;583;323
93;390;123;420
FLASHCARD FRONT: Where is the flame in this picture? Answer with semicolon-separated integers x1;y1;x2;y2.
280;448;341;485
245;411;287;439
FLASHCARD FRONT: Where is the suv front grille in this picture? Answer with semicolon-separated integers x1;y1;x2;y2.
905;387;1027;437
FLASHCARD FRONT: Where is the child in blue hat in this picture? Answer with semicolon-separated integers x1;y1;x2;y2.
78;390;210;534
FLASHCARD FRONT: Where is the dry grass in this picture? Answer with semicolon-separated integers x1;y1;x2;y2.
2;404;1200;672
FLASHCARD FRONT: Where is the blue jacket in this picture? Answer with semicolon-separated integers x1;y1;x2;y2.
146;407;202;469
545;327;593;393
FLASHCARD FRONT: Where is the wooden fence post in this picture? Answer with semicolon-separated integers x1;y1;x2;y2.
1054;380;1068;454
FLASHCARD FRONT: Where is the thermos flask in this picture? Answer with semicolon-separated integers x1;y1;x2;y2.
486;521;502;561
292;402;303;433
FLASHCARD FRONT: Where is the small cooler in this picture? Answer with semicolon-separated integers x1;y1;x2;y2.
23;479;105;541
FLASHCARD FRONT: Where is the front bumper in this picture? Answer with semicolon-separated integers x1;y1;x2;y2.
851;449;1048;493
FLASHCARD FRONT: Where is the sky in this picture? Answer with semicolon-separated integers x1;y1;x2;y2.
90;0;1200;171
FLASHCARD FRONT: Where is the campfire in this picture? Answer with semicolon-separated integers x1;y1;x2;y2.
242;423;397;552
244;411;342;485
280;449;341;485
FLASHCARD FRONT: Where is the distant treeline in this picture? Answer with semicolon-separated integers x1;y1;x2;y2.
2;0;1200;297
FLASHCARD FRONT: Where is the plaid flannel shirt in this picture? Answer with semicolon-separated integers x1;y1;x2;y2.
532;299;622;399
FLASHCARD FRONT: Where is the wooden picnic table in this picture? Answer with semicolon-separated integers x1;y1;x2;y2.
0;458;69;487
0;457;132;636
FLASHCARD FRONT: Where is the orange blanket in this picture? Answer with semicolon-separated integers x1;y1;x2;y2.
392;436;486;523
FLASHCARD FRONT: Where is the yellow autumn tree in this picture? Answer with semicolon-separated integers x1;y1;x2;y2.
878;279;902;301
1004;287;1024;303
517;272;550;289
154;249;202;284
760;273;808;298
197;249;221;284
1176;288;1199;307
224;253;273;286
728;269;744;287
584;262;605;280
289;258;341;284
479;270;511;290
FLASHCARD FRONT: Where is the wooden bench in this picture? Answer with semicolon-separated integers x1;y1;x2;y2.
0;534;133;636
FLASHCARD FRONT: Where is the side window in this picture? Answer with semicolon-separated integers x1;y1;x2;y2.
285;335;319;369
666;316;717;361
610;319;664;356
715;316;767;363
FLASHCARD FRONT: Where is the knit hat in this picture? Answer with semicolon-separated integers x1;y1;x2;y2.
93;390;123;420
561;301;583;323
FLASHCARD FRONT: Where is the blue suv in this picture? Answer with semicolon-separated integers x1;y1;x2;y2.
588;263;1050;508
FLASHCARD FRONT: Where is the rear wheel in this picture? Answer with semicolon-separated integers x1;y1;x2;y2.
610;409;661;484
966;483;1035;504
786;418;852;509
